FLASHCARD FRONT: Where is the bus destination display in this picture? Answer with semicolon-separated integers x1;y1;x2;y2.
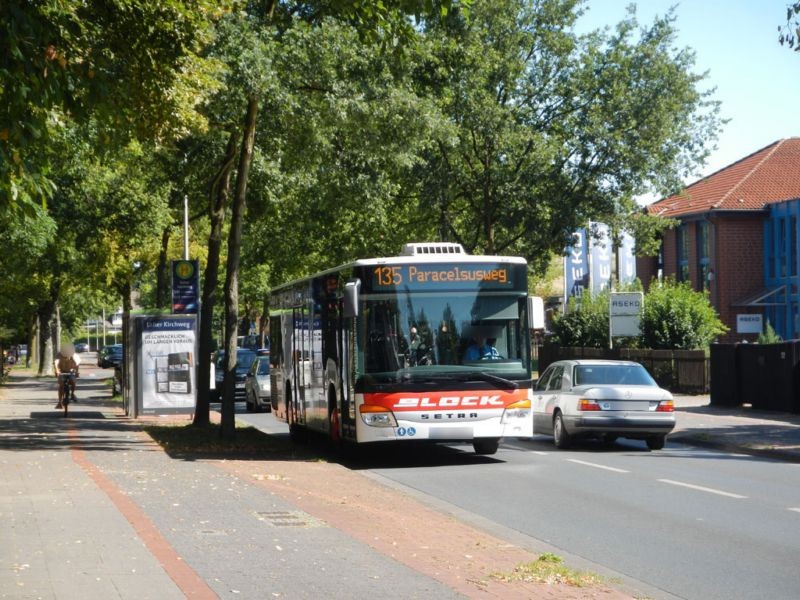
363;263;523;292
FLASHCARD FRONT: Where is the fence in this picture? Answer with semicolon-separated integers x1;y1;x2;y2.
537;344;709;393
710;341;800;412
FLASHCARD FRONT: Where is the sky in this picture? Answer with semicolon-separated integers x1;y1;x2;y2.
575;0;800;188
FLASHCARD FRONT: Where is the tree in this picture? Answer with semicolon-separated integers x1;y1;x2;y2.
779;3;800;50
640;279;727;349
0;0;216;211
197;1;460;436
413;0;721;275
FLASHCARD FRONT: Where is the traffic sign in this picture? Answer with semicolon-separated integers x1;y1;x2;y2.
172;259;199;314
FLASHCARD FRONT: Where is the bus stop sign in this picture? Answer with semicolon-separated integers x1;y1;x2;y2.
172;259;199;314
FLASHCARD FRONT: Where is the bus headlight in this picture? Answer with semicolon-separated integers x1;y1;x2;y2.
501;399;531;423
359;405;398;427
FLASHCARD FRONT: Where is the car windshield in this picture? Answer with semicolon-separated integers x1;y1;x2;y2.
236;350;256;369
256;359;269;376
574;364;657;386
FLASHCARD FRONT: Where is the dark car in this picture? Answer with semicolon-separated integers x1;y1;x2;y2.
98;344;123;369
212;348;257;402
74;342;90;353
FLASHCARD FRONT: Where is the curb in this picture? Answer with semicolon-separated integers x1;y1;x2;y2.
669;432;800;463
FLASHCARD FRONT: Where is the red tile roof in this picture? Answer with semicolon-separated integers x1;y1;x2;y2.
647;138;800;218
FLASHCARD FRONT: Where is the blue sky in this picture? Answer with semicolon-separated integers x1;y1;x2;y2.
576;0;800;185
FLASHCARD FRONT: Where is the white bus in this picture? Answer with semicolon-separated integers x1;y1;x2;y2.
268;242;540;454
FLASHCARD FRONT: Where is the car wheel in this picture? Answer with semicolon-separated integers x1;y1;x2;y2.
646;435;666;450
473;438;500;455
602;434;618;445
245;392;254;412
553;412;571;449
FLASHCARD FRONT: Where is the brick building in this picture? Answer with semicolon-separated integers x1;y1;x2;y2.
638;138;800;343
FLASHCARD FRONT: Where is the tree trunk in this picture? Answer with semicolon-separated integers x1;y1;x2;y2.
27;314;37;368
37;301;55;376
221;98;258;440
194;130;239;427
36;280;61;376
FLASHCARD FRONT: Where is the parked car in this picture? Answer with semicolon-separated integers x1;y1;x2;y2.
74;342;90;353
244;354;270;413
532;359;675;450
98;344;123;369
213;348;257;402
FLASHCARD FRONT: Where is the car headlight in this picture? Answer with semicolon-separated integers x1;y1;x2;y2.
501;399;531;423
359;405;398;427
260;383;270;392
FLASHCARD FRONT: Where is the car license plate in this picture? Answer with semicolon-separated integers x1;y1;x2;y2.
236;382;245;388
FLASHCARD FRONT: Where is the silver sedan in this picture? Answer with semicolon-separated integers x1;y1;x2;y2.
532;359;675;450
244;355;271;413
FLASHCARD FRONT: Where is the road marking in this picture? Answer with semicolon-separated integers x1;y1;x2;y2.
567;459;629;473
658;479;747;499
788;508;800;514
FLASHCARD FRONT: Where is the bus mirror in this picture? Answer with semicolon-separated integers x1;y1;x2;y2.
344;279;361;318
528;296;544;330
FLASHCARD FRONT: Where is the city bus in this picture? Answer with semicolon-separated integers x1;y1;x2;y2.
267;242;542;454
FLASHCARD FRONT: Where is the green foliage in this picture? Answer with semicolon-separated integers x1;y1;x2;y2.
640;278;727;349
0;0;219;210
552;290;610;348
411;0;721;276
758;320;783;344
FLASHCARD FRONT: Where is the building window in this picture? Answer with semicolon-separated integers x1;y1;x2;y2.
780;218;787;277
697;221;710;291
677;224;689;283
791;216;797;277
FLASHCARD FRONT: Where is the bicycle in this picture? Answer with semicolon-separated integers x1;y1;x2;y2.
59;371;77;417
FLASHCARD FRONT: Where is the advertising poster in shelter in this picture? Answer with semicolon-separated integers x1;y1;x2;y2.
138;316;197;414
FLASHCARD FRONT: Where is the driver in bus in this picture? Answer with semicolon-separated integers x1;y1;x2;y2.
463;336;500;361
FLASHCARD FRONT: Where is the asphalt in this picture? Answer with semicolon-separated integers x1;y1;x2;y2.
2;360;799;600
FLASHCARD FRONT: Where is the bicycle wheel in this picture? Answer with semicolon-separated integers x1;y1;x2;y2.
63;381;71;417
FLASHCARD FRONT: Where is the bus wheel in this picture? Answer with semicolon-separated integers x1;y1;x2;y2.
329;406;341;444
473;438;500;455
289;423;305;443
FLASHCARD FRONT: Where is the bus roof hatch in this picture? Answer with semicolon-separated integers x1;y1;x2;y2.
401;242;466;256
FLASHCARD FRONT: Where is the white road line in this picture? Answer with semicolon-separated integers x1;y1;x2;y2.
789;508;800;514
567;459;629;473
658;479;747;499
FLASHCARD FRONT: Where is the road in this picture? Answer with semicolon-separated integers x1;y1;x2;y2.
236;408;800;600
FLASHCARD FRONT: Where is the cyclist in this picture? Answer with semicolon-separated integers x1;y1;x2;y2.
54;343;81;409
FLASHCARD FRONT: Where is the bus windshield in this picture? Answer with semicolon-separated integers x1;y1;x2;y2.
358;290;530;383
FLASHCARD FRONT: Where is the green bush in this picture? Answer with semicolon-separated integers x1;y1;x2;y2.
640;278;727;349
757;320;782;344
552;290;610;348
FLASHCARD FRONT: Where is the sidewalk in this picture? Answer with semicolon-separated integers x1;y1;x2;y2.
2;365;799;600
670;393;800;462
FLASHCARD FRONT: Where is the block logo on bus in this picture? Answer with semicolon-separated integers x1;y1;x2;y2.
366;389;528;411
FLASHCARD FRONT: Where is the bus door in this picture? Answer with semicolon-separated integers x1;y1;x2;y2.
292;306;311;425
309;304;326;427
